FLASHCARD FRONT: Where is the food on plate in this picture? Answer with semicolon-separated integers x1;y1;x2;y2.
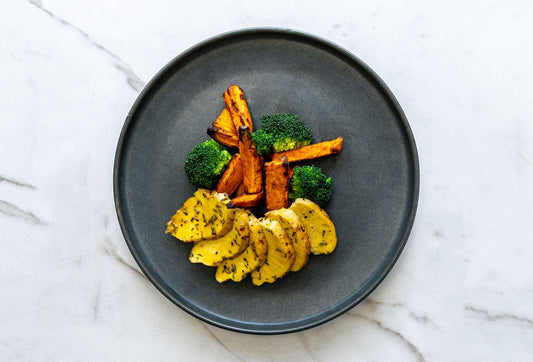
289;198;337;255
265;208;311;272
215;213;268;282
251;113;313;157
207;108;239;148
234;182;246;197
223;85;253;132
226;191;264;208
216;154;243;195
166;189;235;242
264;155;291;210
238;125;263;194
189;210;250;266
251;218;295;285
184;139;232;189
271;136;344;163
289;165;333;208
168;85;344;285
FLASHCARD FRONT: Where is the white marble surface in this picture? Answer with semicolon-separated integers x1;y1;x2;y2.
2;0;533;360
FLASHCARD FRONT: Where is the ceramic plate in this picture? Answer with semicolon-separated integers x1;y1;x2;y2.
114;28;419;334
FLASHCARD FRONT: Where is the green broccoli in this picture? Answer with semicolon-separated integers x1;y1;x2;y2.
251;113;313;156
184;139;231;189
289;166;332;208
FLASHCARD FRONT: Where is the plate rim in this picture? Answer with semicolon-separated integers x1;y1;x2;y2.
113;27;420;334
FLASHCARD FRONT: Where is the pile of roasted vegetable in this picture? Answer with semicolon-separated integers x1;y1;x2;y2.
166;85;343;285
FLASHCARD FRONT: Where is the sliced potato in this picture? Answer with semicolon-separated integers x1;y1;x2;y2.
289;198;337;255
189;211;250;266
166;189;235;243
265;208;311;272
215;213;267;282
251;218;295;285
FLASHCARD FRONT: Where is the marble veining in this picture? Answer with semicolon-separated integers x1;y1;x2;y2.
346;312;425;362
2;0;533;360
465;305;533;328
27;0;146;92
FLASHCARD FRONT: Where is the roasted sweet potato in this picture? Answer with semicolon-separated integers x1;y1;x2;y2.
212;108;236;135
207;127;239;148
264;155;291;210
207;108;239;148
227;191;264;208
216;154;243;195
271;137;344;163
234;182;246;197
238;125;263;194
223;85;253;132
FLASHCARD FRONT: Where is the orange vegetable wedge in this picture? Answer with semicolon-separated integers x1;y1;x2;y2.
271;137;344;163
227;191;264;209
238;125;263;194
216;154;243;195
223;85;253;132
264;155;291;210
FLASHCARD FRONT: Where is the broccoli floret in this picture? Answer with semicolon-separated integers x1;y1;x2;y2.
184;139;231;189
289;166;332;208
251;113;313;156
251;129;276;156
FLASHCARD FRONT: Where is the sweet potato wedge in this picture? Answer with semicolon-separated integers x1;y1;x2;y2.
207;108;239;148
223;85;253;132
238;125;263;194
271;137;344;163
234;182;246;197
207;126;239;148
264;155;291;210
212;108;236;135
227;191;264;209
216;154;243;195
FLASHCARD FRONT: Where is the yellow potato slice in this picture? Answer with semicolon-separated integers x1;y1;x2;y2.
215;213;267;282
166;189;235;243
251;218;295;286
289;198;337;255
265;208;311;272
189;211;250;266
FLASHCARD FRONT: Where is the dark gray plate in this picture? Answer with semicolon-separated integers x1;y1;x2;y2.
114;28;419;334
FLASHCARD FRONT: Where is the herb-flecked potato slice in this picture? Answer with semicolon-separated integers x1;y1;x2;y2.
189;210;250;266
215;213;267;282
265;208;311;272
165;189;235;243
289;198;337;255
251;218;295;286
